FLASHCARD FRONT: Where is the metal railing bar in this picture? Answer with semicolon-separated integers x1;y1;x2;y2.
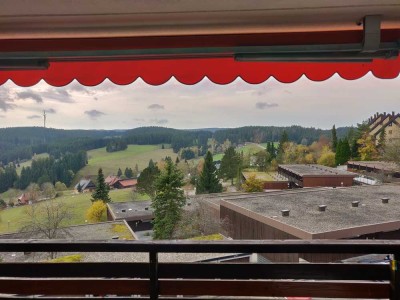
1;239;399;253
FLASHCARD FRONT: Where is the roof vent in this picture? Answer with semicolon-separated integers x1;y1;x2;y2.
281;209;290;217
352;201;359;207
121;209;126;212
382;197;389;204
318;205;327;212
145;207;149;210
111;236;119;239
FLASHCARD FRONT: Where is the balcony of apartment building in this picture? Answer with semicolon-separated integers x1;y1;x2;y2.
1;239;399;299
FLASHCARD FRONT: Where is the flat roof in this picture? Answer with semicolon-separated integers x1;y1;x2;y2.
279;164;357;177
348;161;400;172
0;221;134;240
242;171;289;182
221;184;400;239
108;201;153;221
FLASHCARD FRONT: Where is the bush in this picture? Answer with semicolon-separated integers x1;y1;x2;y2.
55;181;67;191
85;200;107;223
0;199;6;209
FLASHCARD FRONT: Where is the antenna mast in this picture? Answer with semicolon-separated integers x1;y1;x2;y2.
43;110;47;128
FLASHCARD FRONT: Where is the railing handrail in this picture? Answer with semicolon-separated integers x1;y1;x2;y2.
1;239;400;253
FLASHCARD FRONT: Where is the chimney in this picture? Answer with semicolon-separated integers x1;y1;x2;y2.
382;197;389;204
121;209;126;212
352;201;359;207
281;210;290;217
318;205;327;212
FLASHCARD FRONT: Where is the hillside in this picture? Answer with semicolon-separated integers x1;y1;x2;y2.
76;144;178;179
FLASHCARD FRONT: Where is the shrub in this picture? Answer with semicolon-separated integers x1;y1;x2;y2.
85;201;107;223
0;199;6;209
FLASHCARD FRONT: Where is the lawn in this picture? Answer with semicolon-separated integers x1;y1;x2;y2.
0;188;149;234
77;144;178;179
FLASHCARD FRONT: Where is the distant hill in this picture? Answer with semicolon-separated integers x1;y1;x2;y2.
0;125;353;164
0;127;122;164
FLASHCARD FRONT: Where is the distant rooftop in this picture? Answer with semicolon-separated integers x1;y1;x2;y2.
222;184;400;239
242;171;288;182
279;164;357;177
108;201;153;221
348;161;400;173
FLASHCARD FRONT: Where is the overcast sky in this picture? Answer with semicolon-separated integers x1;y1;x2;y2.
0;74;399;130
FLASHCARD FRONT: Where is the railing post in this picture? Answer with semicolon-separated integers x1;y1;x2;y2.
149;251;159;300
391;253;400;300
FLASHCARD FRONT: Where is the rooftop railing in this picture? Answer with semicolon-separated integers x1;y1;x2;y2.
0;239;399;300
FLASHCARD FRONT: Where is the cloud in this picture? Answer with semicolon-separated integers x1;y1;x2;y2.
0;115;5;118
16;91;43;103
27;115;42;119
84;109;106;119
133;118;145;122
0;99;16;112
150;118;168;125
148;104;164;111
45;108;56;114
42;88;74;103
255;102;279;109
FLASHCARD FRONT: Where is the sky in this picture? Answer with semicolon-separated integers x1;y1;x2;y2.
0;73;399;130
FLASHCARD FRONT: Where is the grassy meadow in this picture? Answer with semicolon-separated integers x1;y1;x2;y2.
0;188;149;234
16;153;49;175
213;142;272;161
77;144;178;179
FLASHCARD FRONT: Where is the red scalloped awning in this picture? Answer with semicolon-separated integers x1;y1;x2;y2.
1;57;399;87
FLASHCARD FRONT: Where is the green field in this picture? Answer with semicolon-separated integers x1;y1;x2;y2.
259;142;280;148
16;153;49;175
0;189;149;234
77;144;178;179
214;143;268;161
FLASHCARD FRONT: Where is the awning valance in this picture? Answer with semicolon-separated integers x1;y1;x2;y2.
1;57;399;87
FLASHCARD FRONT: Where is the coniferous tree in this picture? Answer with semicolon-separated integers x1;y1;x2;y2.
277;131;289;162
152;157;185;239
133;164;139;177
91;168;111;203
136;159;160;199
341;138;351;164
335;139;343;166
219;146;241;185
117;168;122;177
175;157;180;165
196;151;222;194
124;167;133;178
331;125;338;152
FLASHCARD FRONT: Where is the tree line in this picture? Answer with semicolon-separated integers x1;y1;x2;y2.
0;151;88;192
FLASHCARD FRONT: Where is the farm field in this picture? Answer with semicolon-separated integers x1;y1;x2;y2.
0;188;149;234
77;144;178;179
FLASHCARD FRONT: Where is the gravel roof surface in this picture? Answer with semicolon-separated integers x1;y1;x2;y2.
279;164;356;177
108;201;153;221
224;184;400;233
348;160;400;172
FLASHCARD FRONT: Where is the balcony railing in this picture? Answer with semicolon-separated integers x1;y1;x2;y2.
0;239;399;299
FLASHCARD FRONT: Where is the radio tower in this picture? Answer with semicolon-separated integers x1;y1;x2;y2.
43;110;47;128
